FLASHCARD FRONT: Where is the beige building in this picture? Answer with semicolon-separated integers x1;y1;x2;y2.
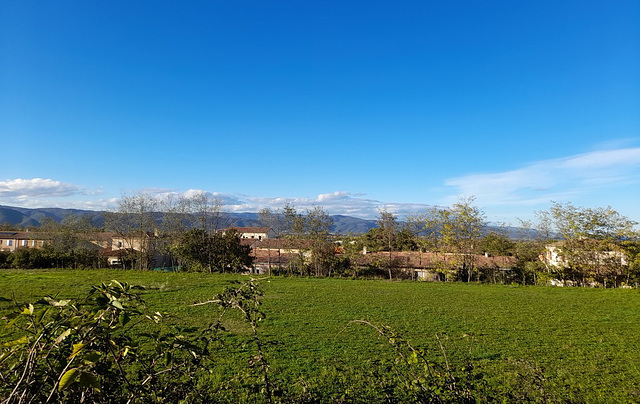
0;232;46;252
224;227;274;241
0;231;154;266
541;242;628;269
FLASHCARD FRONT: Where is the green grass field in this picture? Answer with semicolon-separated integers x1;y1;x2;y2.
2;269;640;402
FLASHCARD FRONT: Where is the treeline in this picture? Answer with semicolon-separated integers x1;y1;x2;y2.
2;192;639;287
0;215;106;269
258;198;640;287
346;199;640;287
0;193;253;272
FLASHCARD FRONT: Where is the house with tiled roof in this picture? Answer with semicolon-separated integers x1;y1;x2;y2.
0;231;48;252
224;227;275;241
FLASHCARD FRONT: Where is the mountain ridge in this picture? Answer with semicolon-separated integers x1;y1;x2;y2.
0;205;379;235
0;205;530;238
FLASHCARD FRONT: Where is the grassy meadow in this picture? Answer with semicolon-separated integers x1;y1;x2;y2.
1;269;640;402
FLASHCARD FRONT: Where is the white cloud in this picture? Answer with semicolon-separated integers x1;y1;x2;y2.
0;178;112;210
317;191;350;202
443;147;640;209
243;192;432;219
145;190;430;219
0;178;81;198
135;189;422;219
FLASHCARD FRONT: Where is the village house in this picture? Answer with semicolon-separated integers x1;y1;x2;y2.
0;230;159;267
223;227;275;241
540;241;628;269
0;231;47;252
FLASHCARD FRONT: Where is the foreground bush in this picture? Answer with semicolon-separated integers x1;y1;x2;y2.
0;280;216;403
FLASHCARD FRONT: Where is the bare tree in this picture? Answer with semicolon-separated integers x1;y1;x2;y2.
104;192;158;270
258;207;287;237
185;192;225;234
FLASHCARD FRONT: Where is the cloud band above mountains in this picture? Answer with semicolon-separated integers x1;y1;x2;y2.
443;147;640;207
0;179;429;219
3;146;639;221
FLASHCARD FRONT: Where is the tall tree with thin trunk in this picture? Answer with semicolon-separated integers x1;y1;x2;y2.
377;209;398;280
425;197;486;282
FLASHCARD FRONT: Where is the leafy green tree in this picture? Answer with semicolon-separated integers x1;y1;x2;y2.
546;201;637;241
40;215;102;269
277;205;336;276
171;228;253;273
395;228;419;251
538;202;638;286
363;225;419;253
480;231;515;257
211;229;254;272
305;207;335;276
425;197;486;282
9;248;49;269
621;241;640;286
512;240;546;285
377;210;398;280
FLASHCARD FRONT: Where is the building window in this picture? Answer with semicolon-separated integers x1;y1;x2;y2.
21;240;28;246
33;240;37;247
7;240;13;246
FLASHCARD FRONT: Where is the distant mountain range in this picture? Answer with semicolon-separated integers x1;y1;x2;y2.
0;205;379;235
0;205;533;238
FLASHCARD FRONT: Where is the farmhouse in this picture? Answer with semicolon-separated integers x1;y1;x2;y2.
0;230;160;267
540;241;628;268
224;227;274;241
0;231;47;252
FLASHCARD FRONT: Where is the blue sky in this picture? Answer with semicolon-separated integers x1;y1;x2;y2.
1;1;639;224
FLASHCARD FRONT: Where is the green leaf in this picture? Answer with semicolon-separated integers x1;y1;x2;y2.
54;329;72;345
78;372;100;390
95;296;109;308
34;308;49;324
3;336;29;347
119;311;130;326
52;299;71;307
59;368;79;391
21;304;34;316
110;299;124;310
42;296;71;307
70;343;86;358
83;351;101;364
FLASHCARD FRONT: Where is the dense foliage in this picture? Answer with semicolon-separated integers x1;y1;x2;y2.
171;228;253;272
